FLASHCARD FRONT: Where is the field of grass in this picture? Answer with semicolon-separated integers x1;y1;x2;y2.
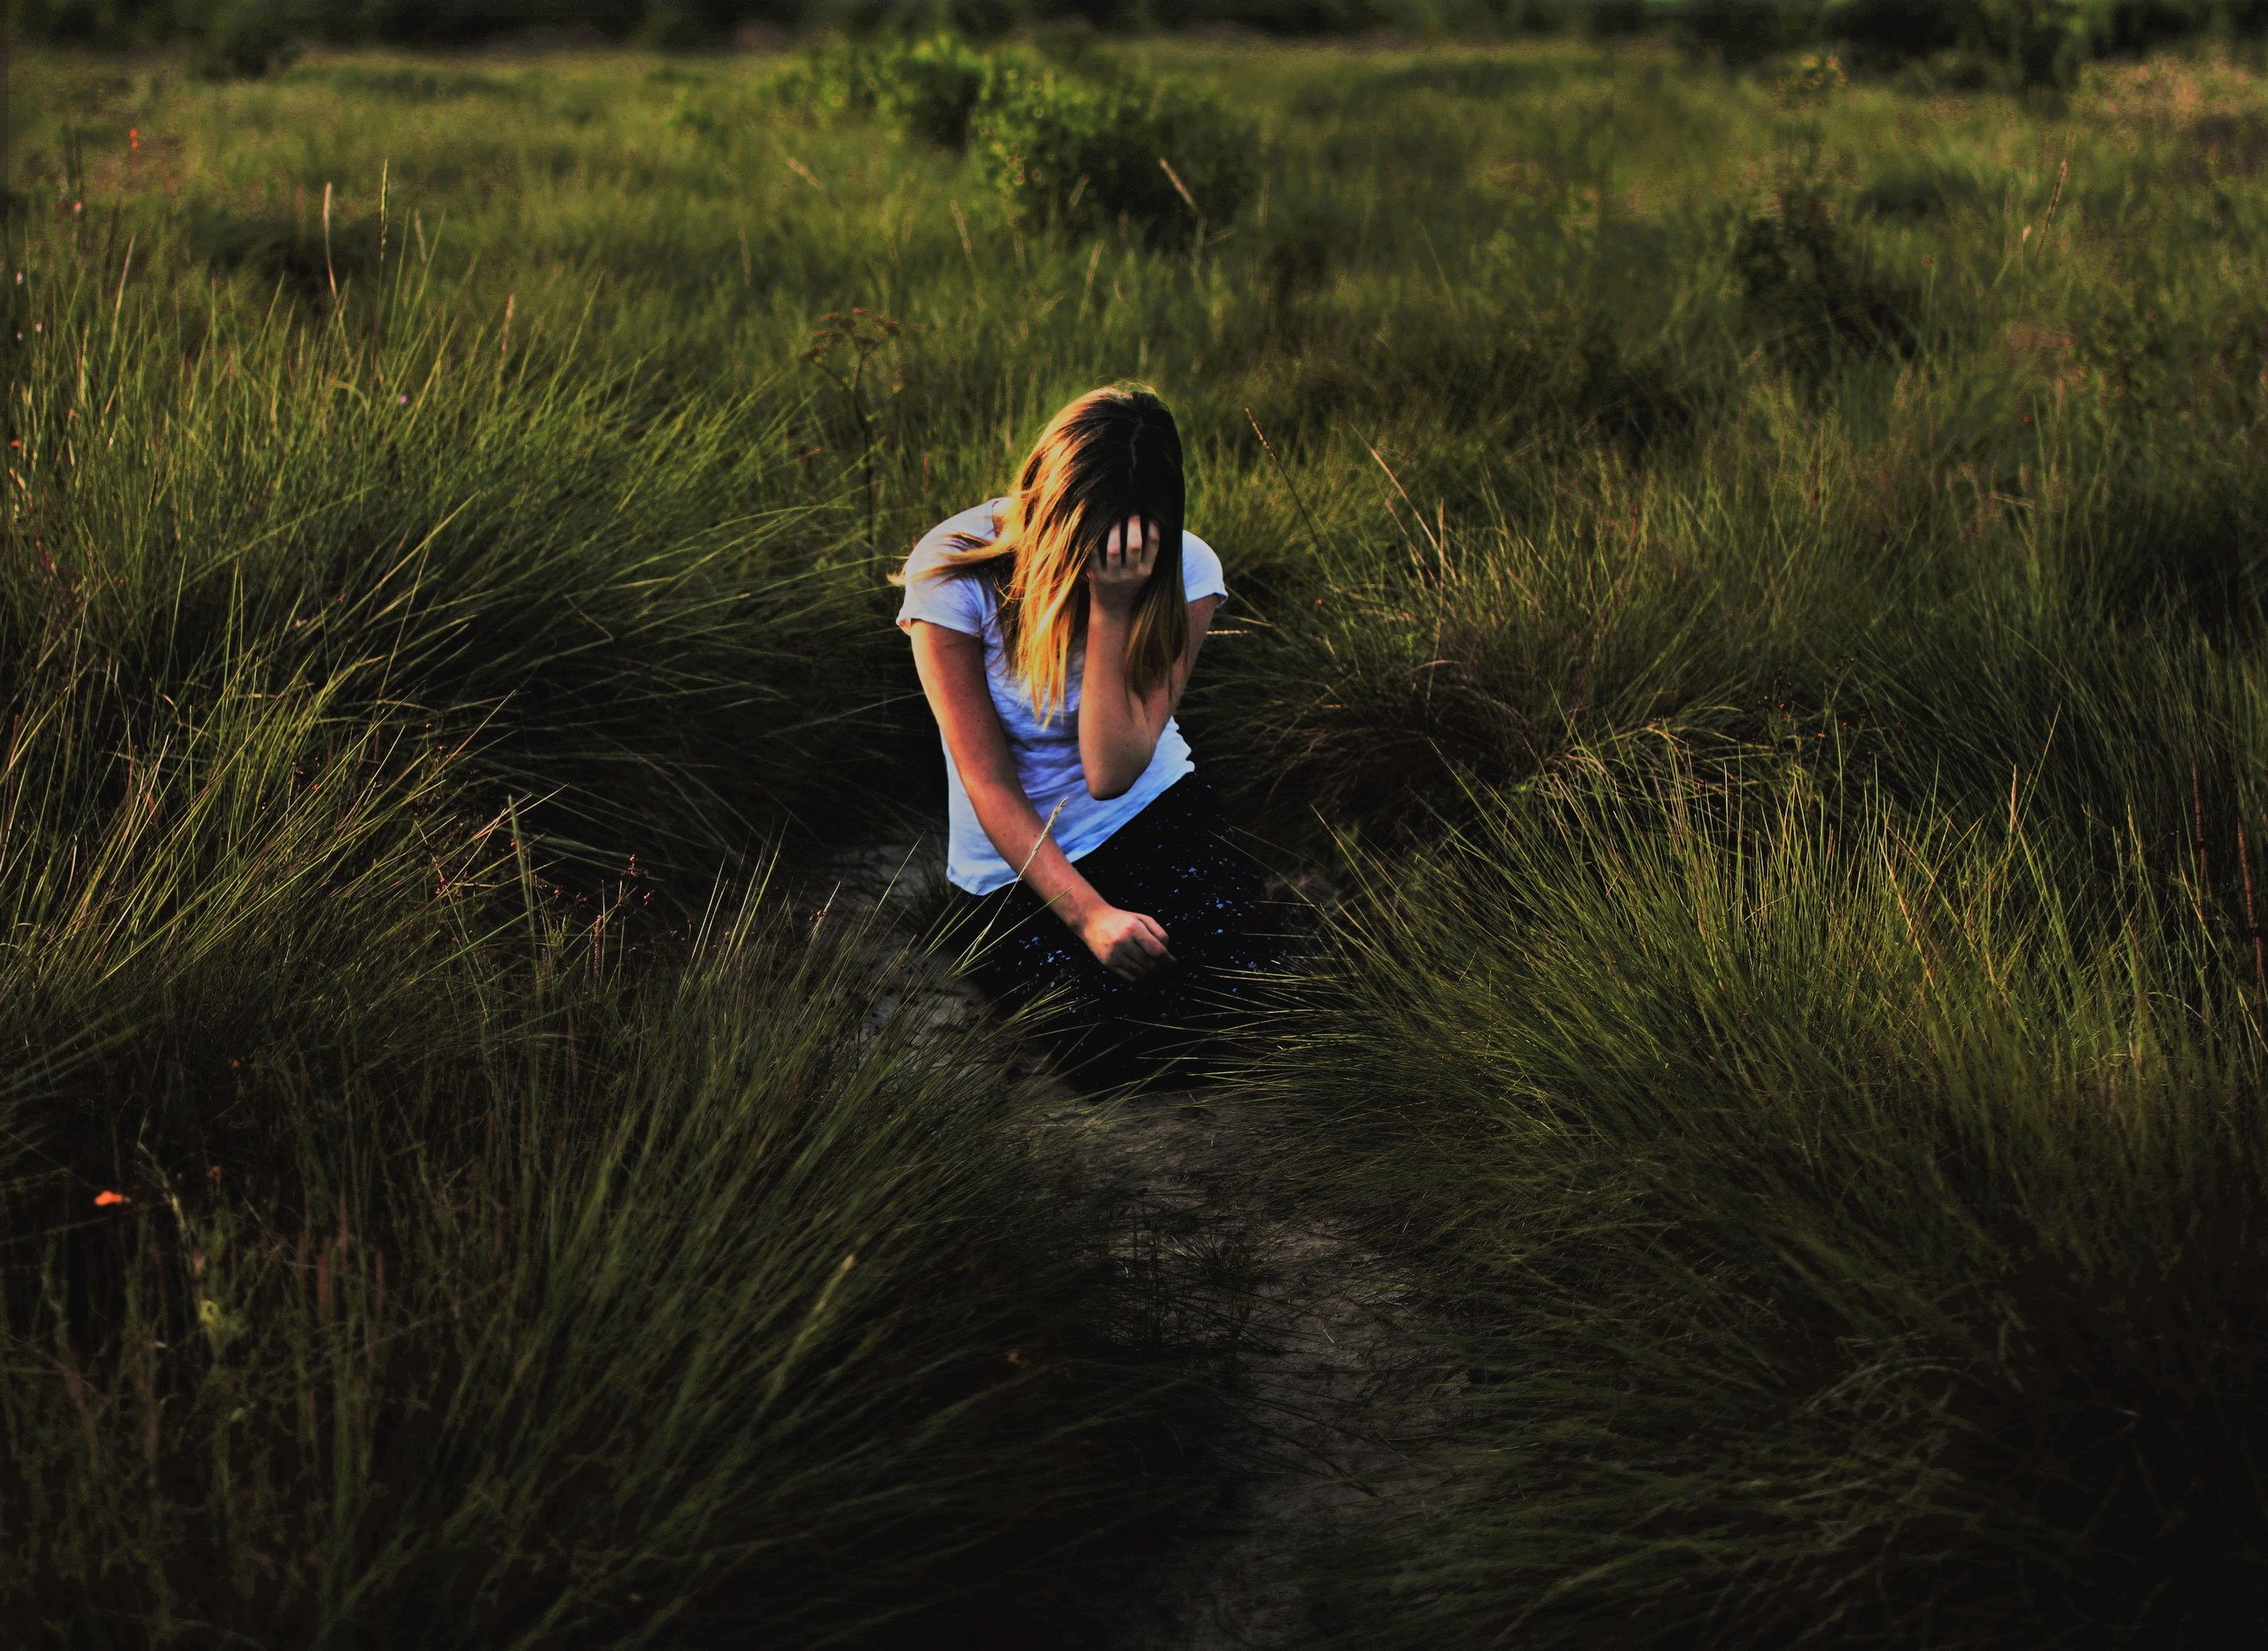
9;24;2268;1646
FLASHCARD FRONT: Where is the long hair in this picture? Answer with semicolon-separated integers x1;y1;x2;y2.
913;385;1186;726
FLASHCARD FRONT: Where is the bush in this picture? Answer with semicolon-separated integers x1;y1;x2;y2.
1676;0;1830;64
1996;0;2094;91
772;35;1258;231
771;35;1006;152
1834;0;2215;89
877;33;998;150
969;67;1258;239
1585;0;1651;35
1832;0;1969;64
1730;178;1917;373
193;0;305;79
1852;158;1985;219
634;0;716;50
767;39;884;124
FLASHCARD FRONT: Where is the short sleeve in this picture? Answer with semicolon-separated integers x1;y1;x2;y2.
896;503;1000;636
1181;532;1227;604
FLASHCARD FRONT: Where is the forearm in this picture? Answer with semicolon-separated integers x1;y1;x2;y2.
1077;602;1161;799
911;617;1146;968
966;779;1106;931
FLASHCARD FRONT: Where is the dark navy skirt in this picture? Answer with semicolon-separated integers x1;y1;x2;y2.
954;775;1278;1089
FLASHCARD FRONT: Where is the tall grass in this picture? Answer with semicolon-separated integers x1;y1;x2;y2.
1241;750;2268;1644
2;73;1230;1645
3;806;1211;1642
14;27;2268;1645
4;200;907;874
1178;39;2268;1641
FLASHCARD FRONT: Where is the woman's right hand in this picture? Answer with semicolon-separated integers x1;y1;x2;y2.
1085;513;1160;619
1079;905;1175;981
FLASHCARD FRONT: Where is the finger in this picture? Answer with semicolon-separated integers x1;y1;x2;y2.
1143;517;1161;566
1107;518;1125;562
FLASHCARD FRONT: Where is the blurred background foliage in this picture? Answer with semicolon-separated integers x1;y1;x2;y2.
22;3;2268;93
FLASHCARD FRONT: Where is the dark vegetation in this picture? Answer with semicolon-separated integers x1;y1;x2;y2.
11;17;2268;1647
27;2;2268;91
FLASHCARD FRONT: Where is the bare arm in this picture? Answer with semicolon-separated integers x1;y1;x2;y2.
1079;512;1218;800
907;619;1175;980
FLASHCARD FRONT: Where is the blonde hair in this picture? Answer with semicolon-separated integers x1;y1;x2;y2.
905;385;1188;726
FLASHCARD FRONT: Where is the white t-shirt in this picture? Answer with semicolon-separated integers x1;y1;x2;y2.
896;498;1228;895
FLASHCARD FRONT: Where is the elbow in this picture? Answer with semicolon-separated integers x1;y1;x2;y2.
1083;759;1138;801
1082;729;1161;801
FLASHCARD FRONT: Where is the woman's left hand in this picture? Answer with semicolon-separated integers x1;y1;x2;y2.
1086;514;1158;618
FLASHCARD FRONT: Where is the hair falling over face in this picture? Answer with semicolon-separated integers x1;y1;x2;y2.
926;385;1188;724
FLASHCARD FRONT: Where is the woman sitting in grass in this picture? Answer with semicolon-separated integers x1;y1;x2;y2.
896;384;1271;1086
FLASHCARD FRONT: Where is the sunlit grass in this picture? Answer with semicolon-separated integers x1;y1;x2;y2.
10;27;2268;1645
1239;749;2268;1644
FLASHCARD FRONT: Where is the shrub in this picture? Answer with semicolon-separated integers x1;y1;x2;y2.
767;38;883;124
1832;0;1969;65
770;35;1010;153
193;0;304;79
770;30;1258;229
182;200;384;305
1852;159;1985;219
969;67;1258;239
1677;0;1830;65
1836;0;2206;89
876;33;998;150
1585;0;1651;36
1730;179;1917;372
1995;0;2094;91
634;0;715;50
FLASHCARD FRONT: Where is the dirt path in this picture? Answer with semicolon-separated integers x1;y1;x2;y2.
1055;1084;1441;1649
815;844;1442;1649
